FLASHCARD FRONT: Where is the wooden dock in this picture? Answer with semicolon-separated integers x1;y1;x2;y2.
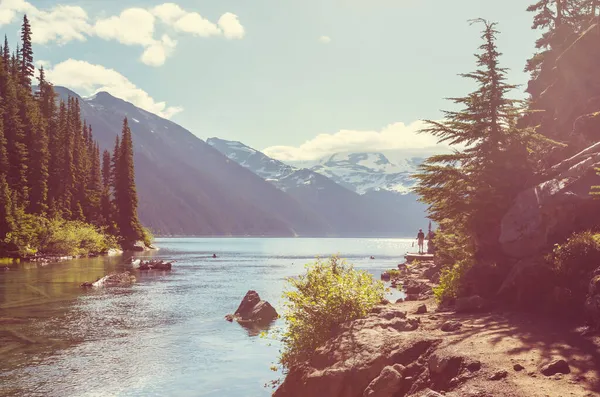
404;253;434;262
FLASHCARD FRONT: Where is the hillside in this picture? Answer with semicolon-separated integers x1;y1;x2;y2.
53;87;330;236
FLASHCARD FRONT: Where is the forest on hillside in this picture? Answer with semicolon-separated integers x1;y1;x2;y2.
0;15;149;258
415;0;600;323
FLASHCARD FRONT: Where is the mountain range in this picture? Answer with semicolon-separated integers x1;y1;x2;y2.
53;87;428;237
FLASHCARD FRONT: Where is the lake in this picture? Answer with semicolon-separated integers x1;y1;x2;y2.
0;237;415;397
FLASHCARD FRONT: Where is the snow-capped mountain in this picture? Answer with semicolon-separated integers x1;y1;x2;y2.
208;138;429;235
207;138;298;189
309;152;423;195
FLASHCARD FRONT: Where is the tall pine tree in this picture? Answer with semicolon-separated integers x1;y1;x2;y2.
19;15;34;89
115;118;143;243
415;19;536;263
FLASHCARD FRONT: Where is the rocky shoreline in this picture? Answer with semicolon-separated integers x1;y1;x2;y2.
273;260;600;397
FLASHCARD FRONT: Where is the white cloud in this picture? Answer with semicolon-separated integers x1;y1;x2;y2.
151;3;186;25
0;1;246;66
94;8;155;47
263;121;449;162
0;1;90;45
218;13;245;39
172;11;221;37
318;36;332;44
44;59;183;119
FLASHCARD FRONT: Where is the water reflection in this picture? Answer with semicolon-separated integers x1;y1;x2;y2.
0;238;413;397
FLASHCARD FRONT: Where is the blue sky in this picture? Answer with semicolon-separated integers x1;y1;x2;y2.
0;0;539;161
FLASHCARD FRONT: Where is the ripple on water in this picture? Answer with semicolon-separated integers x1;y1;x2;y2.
0;237;414;397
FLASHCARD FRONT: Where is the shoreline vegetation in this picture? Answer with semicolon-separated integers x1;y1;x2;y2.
0;16;153;261
273;7;600;397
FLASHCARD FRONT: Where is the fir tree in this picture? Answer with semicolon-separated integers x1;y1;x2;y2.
115;118;143;243
0;175;14;241
59;100;74;218
2;36;9;66
19;15;34;89
101;150;113;227
415;19;536;262
2;66;27;201
86;143;103;225
26;69;49;214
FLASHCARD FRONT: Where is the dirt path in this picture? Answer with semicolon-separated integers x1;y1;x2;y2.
274;262;600;397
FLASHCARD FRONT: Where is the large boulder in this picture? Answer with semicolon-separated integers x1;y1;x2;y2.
499;142;600;258
585;269;600;329
497;259;555;309
226;290;278;324
273;304;439;397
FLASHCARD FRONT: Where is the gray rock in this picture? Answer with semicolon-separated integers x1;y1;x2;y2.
514;363;525;371
455;295;487;313
363;365;404;397
541;359;571;376
489;370;508;380
415;304;427;314
228;290;279;324
440;321;462;332
499;142;600;258
429;352;464;388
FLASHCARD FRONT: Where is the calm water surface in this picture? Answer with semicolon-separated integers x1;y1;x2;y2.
0;238;414;397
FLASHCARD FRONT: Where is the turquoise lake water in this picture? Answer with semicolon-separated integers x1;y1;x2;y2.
0;237;415;397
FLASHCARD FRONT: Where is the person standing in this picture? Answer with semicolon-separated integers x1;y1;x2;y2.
417;229;425;254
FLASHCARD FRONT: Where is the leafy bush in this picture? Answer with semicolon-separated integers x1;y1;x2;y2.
551;231;600;279
550;231;600;303
141;226;155;247
428;224;475;302
433;259;474;302
4;214;118;257
279;256;384;370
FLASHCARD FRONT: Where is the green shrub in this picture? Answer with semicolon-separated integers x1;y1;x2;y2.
279;255;384;370
550;231;600;303
433;259;474;302
428;224;475;302
141;226;155;247
4;214;118;257
551;231;600;279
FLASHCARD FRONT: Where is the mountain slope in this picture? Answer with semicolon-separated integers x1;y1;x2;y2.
53;87;330;236
208;138;428;235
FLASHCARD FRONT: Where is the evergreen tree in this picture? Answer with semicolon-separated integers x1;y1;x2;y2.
27;69;49;214
415;19;536;262
19;15;34;89
0;175;14;241
38;67;61;215
0;57;7;178
115;118;143;243
2;36;9;66
86;143;102;225
2;66;27;201
59;100;74;218
70;98;85;220
101;150;113;227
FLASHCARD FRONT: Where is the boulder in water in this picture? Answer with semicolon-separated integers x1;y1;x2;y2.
226;290;278;325
81;271;136;288
138;260;172;271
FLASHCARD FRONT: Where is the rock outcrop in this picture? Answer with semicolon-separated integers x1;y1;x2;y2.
81;271;136;288
138;260;173;271
499;141;600;258
273;304;437;397
225;290;278;325
585;267;600;329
